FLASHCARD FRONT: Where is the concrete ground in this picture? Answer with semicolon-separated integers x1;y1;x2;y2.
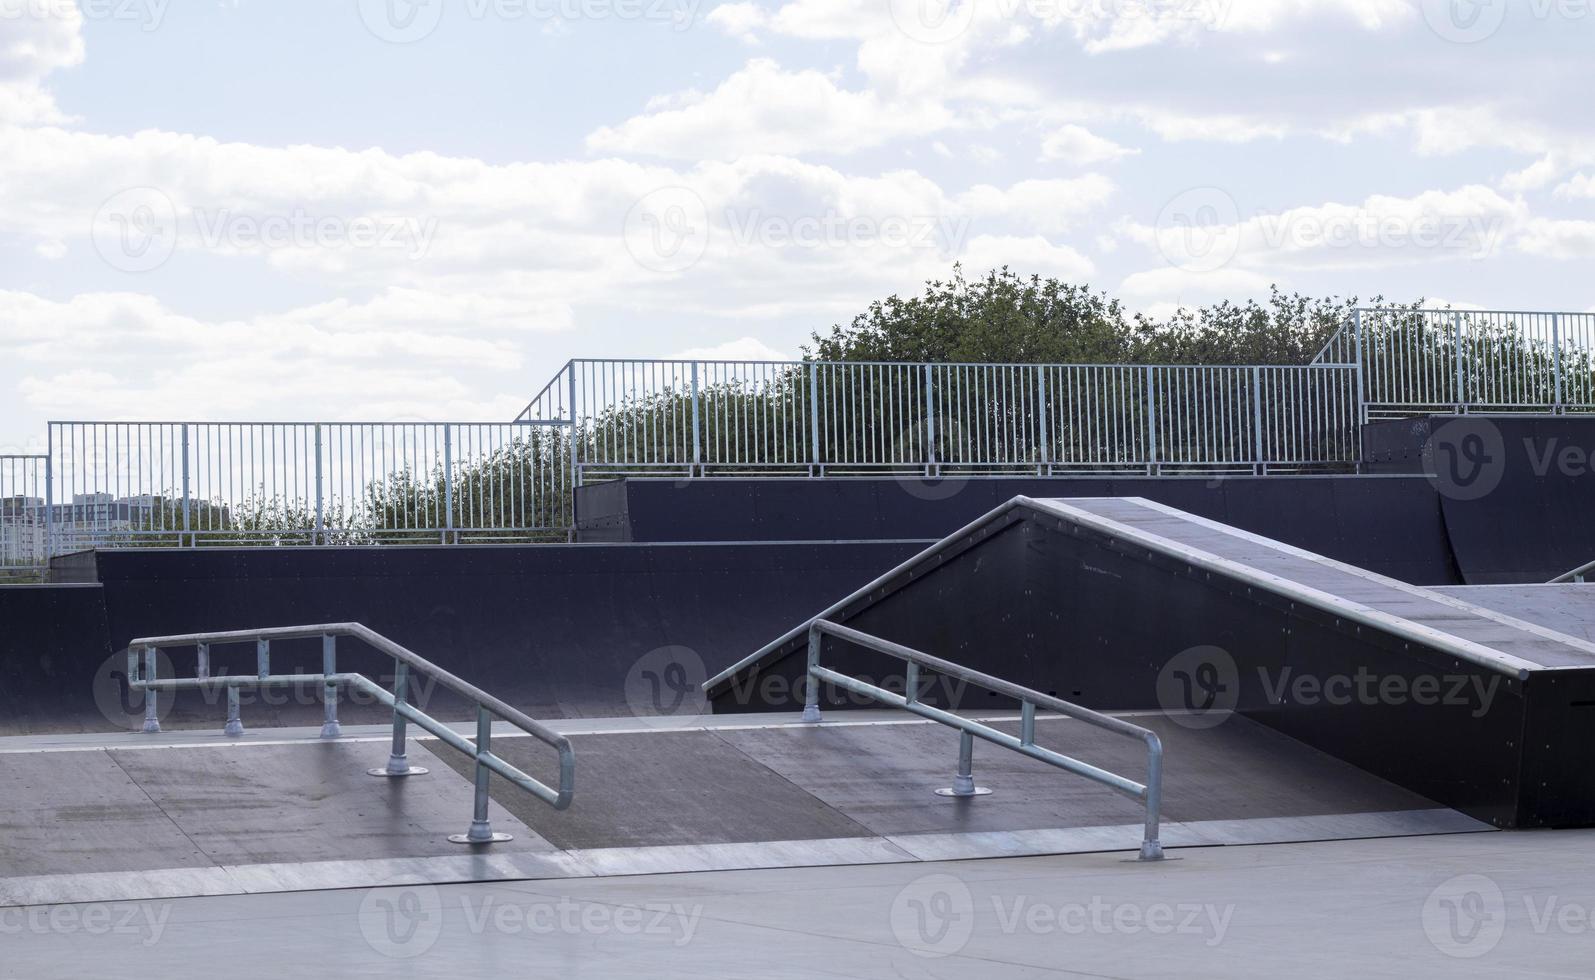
5;828;1591;979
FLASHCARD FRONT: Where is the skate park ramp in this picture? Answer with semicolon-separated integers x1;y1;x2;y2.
0;707;1487;907
708;496;1595;829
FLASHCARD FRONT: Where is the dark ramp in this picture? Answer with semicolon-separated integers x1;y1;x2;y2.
103;741;552;867
2;541;919;734
1365;415;1595;583
577;475;1459;585
431;714;1444;851
1433;585;1595;641
707;496;1595;828
431;730;875;850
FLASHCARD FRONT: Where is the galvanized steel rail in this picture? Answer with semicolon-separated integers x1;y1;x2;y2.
126;622;574;844
800;618;1165;861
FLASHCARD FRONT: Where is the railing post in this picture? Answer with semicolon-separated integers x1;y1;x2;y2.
313;423;324;546
567;363;582;492
923;365;937;477
1035;368;1050;476
180;423;191;547
1145;366;1158;476
1251;367;1264;475
936;729;990;798
320;634;341;739
802;627;823;723
1453;311;1464;413
690;362;702;477
808;363;821;477
224;687;244;737
257;638;269;680
370;661;428;777
451;706;513;844
44;425;54;563
1553;313;1564;413
443;425;455;545
1140;734;1165;861
141;646;161;734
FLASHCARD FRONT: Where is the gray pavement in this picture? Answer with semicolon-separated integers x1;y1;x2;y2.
3;829;1591;979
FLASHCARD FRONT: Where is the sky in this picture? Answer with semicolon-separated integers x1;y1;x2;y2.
1;0;1594;450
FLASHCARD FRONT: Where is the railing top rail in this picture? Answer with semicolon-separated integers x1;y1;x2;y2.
811;619;1158;743
0;454;48;460
1354;306;1594;316
1549;558;1595;584
47;420;532;427
129;622;568;751
515;358;577;421
556;357;1359;371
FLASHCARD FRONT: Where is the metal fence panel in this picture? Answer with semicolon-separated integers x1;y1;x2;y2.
46;421;570;553
0;455;49;577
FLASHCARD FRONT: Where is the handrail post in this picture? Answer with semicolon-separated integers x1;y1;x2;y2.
370;660;429;777
1145;365;1159;475
808;362;821;477
452;706;513;844
1140;733;1164;861
1553;312;1564;413
802;626;823;723
313;423;324;546
923;364;937;477
141;646;161;734
936;730;990;798
1453;311;1464;413
224;686;244;737
181;423;191;547
1251;366;1264;475
690;362;702;477
320;634;342;739
1036;368;1050;476
443;425;455;544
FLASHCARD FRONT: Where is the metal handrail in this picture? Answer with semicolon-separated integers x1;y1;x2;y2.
1550;558;1595;584
126;622;575;845
801;619;1164;861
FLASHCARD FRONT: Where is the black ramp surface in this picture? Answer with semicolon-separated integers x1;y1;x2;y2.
0;751;210;877
1429;417;1595;583
455;716;1440;850
578;476;1459;584
431;730;875;850
2;541;919;733
103;741;553;866
1434;585;1595;640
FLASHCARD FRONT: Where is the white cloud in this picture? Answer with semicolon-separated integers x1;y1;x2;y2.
0;0;84;124
1039;124;1137;165
955;175;1116;234
585;59;955;159
705;2;768;42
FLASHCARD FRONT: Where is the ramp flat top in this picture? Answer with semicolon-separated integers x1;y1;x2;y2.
1433;584;1595;642
1042;497;1595;671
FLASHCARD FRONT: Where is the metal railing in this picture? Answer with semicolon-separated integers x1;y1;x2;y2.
0;454;49;577
1314;307;1595;415
1550;559;1595;584
45;421;571;553
519;358;1362;483
127;622;575;844
800;619;1164;861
